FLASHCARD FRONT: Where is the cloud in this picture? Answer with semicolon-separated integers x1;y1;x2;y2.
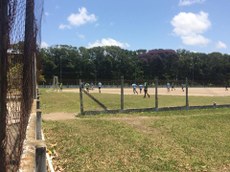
179;0;205;6
216;41;227;49
41;41;49;48
87;38;130;49
171;11;211;46
67;7;97;26
59;24;71;30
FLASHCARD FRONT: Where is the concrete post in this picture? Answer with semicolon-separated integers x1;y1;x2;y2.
36;143;46;172
120;76;124;111
36;110;42;140
36;99;40;109
79;79;84;115
155;78;158;111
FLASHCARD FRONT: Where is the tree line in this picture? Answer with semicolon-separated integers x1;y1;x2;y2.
39;45;230;86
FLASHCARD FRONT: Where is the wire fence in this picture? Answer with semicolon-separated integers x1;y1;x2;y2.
78;77;230;115
0;0;43;171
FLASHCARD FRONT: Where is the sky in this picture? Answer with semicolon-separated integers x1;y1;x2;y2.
42;0;230;54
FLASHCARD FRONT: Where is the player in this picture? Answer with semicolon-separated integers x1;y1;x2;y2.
98;82;102;93
139;84;143;94
181;84;185;92
167;82;170;92
143;82;150;98
85;83;90;92
132;83;138;94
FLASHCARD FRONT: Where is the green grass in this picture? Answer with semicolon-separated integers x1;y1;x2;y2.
43;109;230;171
40;89;230;114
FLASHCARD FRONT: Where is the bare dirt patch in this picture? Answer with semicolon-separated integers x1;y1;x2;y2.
63;87;230;96
42;112;76;121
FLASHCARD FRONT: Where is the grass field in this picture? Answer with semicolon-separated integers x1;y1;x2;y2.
41;89;230;171
40;89;230;114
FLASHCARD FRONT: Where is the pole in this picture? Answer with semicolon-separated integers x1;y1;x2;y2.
186;77;189;110
155;78;158;111
79;79;84;115
0;0;9;170
120;76;124;111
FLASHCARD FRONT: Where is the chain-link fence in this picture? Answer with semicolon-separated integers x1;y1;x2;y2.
0;0;43;171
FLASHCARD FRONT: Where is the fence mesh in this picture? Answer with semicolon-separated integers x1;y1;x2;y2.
0;0;43;171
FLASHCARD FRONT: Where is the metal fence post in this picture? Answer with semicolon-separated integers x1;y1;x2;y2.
186;77;189;110
79;79;84;115
120;76;124;111
155;78;158;111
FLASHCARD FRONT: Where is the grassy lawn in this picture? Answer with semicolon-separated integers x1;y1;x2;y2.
43;109;230;171
41;89;230;171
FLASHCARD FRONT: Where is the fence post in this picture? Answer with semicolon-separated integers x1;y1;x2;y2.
0;0;8;170
186;77;189;110
36;110;42;140
155;78;158;111
79;79;84;115
120;76;124;111
36;142;46;172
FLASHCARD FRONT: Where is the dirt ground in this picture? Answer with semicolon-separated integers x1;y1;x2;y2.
63;87;230;97
43;87;230;121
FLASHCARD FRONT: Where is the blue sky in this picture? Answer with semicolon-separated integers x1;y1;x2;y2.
42;0;230;54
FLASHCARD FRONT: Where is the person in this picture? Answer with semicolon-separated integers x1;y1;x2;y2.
225;85;228;91
59;83;63;91
85;83;90;92
167;82;170;92
181;84;185;92
143;82;150;98
132;83;138;94
139;84;143;94
171;83;175;91
90;82;94;90
98;82;102;93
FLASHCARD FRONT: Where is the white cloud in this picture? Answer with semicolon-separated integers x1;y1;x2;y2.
179;0;205;6
171;11;211;46
67;7;97;26
216;41;227;49
87;38;130;49
59;24;71;30
41;41;49;48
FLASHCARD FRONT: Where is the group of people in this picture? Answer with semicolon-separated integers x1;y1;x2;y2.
83;82;102;93
132;82;150;98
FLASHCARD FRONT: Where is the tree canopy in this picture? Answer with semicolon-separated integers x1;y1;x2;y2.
39;45;230;86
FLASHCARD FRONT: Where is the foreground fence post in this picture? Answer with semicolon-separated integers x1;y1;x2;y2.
155;78;158;111
186;77;189;110
36;142;46;172
79;79;84;115
120;76;124;111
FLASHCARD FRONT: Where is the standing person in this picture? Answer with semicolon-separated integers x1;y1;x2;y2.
90;82;94;90
181;84;185;92
139;84;143;94
98;82;102;93
171;82;175;91
143;82;150;98
85;83;90;92
132;83;138;94
59;83;63;92
167;82;170;92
